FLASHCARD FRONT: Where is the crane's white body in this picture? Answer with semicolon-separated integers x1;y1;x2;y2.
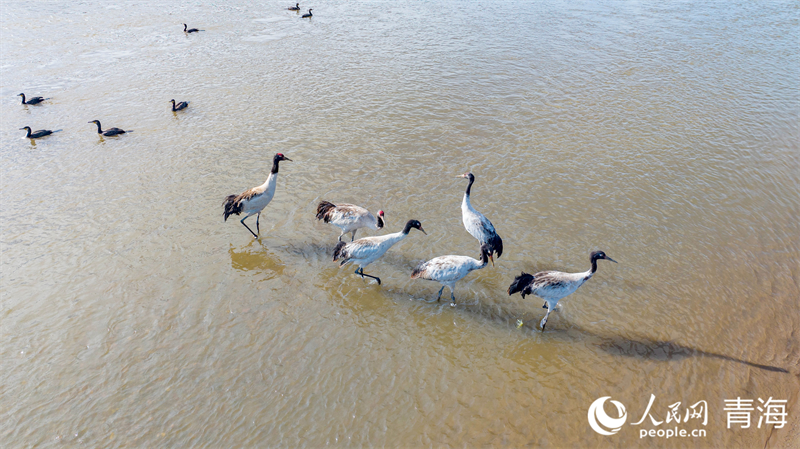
412;253;488;303
320;203;382;241
239;173;278;217
461;193;497;245
336;231;408;269
529;269;594;309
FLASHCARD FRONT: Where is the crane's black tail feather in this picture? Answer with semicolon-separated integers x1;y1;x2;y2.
489;234;504;259
316;201;336;222
507;272;534;297
223;195;242;221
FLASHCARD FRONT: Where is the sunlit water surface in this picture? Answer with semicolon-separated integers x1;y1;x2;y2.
2;1;798;447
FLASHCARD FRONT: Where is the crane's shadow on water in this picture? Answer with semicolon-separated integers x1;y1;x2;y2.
561;324;790;374
470;302;792;374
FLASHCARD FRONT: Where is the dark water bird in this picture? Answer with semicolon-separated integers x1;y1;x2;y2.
183;23;200;33
20;126;53;139
316;201;385;242
88;120;127;136
170;99;189;111
457;172;503;262
288;3;300;10
223;153;293;238
301;8;313;18
507;250;617;331
18;93;46;105
333;219;426;285
412;244;492;306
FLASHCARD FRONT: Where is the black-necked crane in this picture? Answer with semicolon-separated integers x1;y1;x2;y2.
507;250;617;331
316;201;385;242
223;153;292;238
20;126;53;139
288;3;300;11
333;219;426;285
411;244;492;306
457;172;503;262
183;24;201;33
301;9;313;18
88;120;127;136
170;99;189;111
18;93;46;105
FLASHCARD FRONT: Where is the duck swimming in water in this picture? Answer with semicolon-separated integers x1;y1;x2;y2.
18;93;46;105
183;23;200;33
20;126;53;139
288;3;300;11
301;9;312;18
88;120;127;136
170;99;189;111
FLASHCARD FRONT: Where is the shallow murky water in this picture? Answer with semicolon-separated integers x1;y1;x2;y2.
2;1;798;447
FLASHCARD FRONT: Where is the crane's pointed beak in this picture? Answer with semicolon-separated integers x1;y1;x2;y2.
455;174;467;178
606;256;617;263
418;226;427;235
489;253;495;267
283;157;293;162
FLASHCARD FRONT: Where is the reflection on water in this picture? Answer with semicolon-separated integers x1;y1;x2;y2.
229;243;286;278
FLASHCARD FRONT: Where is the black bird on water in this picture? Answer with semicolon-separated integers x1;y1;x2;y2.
20;126;53;139
301;9;313;18
183;23;201;33
288;3;300;11
170;99;189;111
18;93;46;105
88;120;127;136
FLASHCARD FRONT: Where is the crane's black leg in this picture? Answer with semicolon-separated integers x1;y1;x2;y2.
256;212;262;235
540;307;552;332
351;230;357;242
355;267;381;285
240;216;258;238
436;286;445;302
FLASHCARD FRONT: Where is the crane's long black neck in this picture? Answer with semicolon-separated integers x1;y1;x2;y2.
93;122;103;133
465;174;475;197
376;215;385;229
271;158;281;174
171;100;176;111
590;255;600;274
20;94;26;104
401;220;417;234
183;24;188;31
